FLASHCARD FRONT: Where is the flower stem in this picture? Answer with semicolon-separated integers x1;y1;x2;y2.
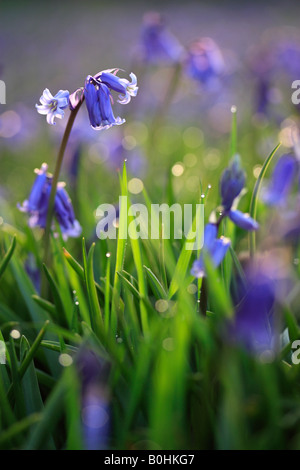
249;142;280;258
148;61;182;160
41;103;82;297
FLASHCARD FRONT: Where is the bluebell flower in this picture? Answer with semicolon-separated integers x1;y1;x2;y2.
232;270;275;352
230;253;293;354
191;223;231;278
220;155;246;211
255;78;271;117
220;155;258;232
18;163;81;240
54;183;82;238
138;11;183;64
184;38;224;89
36;89;69;125
84;70;138;130
261;154;298;206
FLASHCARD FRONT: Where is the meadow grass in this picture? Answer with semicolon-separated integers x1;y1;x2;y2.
1;54;300;451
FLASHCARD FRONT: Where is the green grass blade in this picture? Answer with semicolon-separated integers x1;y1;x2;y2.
249;143;281;257
0;235;16;282
82;239;103;339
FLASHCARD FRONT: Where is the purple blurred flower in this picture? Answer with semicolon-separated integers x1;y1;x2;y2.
54;183;82;238
228;209;259;231
36;89;69;125
220;155;246;211
18;163;81;240
276;40;300;79
232;268;275;352
191;223;231;278
138;11;183;64
184;38;224;89
25;254;41;293
220;155;258;232
261;154;298;207
76;349;110;451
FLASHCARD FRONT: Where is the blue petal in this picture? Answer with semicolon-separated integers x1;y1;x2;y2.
210;237;231;267
27;164;49;211
99;72;126;95
84;82;101;128
229;210;259;231
98;84;116;125
203;223;218;251
261;154;297;206
191;255;205;278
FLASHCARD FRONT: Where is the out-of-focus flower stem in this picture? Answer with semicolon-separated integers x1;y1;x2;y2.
41;101;83;297
148;61;182;159
249;142;280;258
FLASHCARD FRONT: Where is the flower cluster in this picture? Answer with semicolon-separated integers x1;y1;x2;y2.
36;69;138;131
18;163;81;240
84;71;138;130
192;155;258;278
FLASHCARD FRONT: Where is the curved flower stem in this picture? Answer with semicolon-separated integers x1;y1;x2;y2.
249;142;281;258
41;102;83;297
148;61;182;160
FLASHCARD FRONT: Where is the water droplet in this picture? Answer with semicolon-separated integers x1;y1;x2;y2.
155;299;169;313
10;329;21;339
58;353;73;367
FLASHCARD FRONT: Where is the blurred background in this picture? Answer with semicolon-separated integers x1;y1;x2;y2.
1;0;300;242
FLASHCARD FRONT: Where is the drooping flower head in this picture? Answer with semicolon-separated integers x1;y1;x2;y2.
261;153;298;207
220;154;246;211
219;154;259;231
138;11;183;64
230;252;291;354
191;223;231;278
83;70;138;130
18;163;81;240
36;69;138;132
232;268;276;353
184;38;224;89
36;89;69;125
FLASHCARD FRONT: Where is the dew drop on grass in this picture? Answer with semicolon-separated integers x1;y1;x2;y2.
10;329;21;339
187;283;198;294
59;353;73;367
155;299;169;313
162;337;175;351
